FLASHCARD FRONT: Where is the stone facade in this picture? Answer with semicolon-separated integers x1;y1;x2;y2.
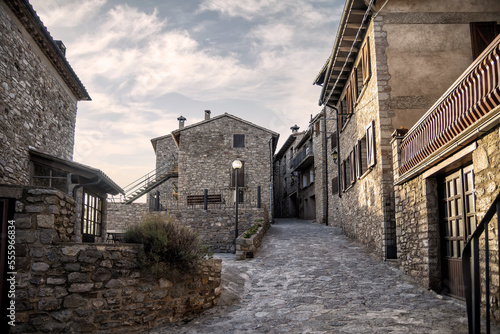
172;113;279;215
0;0;89;186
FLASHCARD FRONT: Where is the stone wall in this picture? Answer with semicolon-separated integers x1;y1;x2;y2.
0;2;79;186
472;127;500;322
393;174;440;291
236;218;271;260
13;242;221;334
169;207;269;253
107;202;149;232
5;186;222;332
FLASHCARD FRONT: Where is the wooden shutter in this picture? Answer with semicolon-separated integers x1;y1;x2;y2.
233;134;245;147
331;132;337;150
366;121;376;167
355;140;362;178
231;161;245;187
338;103;344;129
346;81;353;115
349;149;356;185
361;37;371;84
351;70;358;104
340;161;345;192
470;22;499;59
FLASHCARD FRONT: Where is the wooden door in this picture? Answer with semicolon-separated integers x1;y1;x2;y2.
440;165;476;298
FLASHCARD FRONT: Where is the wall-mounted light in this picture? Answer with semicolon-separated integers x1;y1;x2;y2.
332;150;338;163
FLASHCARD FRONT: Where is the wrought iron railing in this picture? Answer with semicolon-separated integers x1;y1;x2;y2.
399;35;500;175
108;155;178;203
289;141;314;171
462;190;500;334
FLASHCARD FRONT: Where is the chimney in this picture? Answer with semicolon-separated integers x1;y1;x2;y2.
55;40;66;56
204;110;211;120
290;124;300;133
177;116;186;129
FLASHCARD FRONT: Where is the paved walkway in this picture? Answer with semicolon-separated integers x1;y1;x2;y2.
152;218;497;333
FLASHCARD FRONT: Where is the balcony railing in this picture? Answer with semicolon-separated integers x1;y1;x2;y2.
289;141;314;171
399;35;500;176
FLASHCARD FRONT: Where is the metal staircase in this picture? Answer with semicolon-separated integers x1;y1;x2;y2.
112;156;178;204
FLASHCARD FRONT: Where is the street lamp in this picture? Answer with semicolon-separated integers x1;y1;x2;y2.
232;159;242;253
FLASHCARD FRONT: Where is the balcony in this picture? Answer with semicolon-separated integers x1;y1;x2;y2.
398;35;500;177
290;141;314;172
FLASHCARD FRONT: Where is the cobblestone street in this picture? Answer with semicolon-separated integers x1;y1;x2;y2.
152;218;496;334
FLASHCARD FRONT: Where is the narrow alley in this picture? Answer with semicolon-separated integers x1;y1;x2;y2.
152;218;491;334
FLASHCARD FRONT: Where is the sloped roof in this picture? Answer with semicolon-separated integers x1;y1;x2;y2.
274;132;305;162
314;0;370;107
4;0;91;101
29;148;123;195
171;112;280;153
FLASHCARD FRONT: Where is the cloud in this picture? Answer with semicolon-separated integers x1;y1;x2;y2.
198;0;286;20
30;0;107;28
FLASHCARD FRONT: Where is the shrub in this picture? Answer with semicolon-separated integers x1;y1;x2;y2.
242;224;259;239
124;214;211;276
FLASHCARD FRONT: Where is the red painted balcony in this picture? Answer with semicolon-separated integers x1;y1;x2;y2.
399;35;500;176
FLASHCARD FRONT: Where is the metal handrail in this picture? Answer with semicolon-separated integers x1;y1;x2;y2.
462;190;500;334
108;155;177;203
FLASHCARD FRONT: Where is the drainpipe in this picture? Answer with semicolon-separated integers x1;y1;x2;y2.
322;107;329;226
72;175;102;198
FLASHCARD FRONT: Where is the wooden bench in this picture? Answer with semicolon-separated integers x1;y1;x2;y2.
187;194;223;206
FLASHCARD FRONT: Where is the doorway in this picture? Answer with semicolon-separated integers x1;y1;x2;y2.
439;165;476;298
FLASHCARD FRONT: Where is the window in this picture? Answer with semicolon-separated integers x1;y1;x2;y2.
470;22;499;59
82;189;103;243
343;155;351;192
349;149;356;185
302;174;308;189
32;163;68;193
310;170;315;184
355;139;367;179
331;177;339;195
315;121;320;136
339;98;348;129
366;121;376;167
330;132;337;151
361;37;371;85
231;161;245;187
233;134;245;148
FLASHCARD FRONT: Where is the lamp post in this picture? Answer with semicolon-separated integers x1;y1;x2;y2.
232;159;242;253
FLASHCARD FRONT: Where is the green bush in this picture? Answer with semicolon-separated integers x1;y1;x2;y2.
242;224;259;239
124;214;211;276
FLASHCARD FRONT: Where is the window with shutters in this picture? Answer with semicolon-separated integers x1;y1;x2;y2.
230;161;245;187
366;121;376;167
470;22;499;59
356;139;367;179
315;121;320;136
342;155;351;192
310;170;315;184
354;37;371;100
330;132;337;151
233;134;245;148
349;149;356;185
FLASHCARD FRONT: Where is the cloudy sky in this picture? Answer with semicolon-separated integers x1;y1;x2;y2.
30;0;342;192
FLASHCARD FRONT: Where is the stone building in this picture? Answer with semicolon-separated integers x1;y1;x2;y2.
171;111;279;212
0;0;123;243
273;125;304;219
392;33;500;316
314;0;500;265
